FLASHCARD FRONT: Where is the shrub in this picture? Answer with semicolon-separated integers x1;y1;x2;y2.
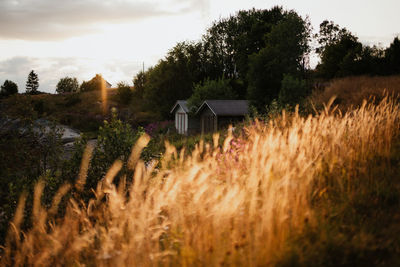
187;77;237;112
116;82;133;105
63;93;81;107
0;80;18;97
56;77;79;94
278;74;309;106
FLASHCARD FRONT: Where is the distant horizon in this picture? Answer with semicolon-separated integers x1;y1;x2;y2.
1;0;399;93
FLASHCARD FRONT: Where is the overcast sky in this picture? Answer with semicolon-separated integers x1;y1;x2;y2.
1;0;399;93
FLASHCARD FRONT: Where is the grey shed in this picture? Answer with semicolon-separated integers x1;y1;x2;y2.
170;100;200;135
196;100;249;134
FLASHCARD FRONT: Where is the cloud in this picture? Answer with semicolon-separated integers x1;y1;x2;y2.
0;57;37;92
0;0;209;41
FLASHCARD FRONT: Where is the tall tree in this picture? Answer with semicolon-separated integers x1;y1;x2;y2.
56;76;79;94
26;70;39;94
141;42;205;118
0;80;18;97
315;20;351;55
202;7;286;97
385;37;400;74
315;20;364;79
247;11;312;109
132;71;147;99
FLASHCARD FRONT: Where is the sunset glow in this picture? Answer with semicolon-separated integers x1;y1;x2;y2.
1;0;399;93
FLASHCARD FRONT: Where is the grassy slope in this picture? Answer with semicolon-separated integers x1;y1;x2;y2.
276;141;400;266
0;89;159;134
1;75;400;266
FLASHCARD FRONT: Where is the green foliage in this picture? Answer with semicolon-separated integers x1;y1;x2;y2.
132;71;147;99
316;34;362;79
385;37;400;74
202;7;286;96
247;11;311;110
85;109;144;192
26;70;39;94
142;42;204;118
315;20;352;55
314;21;400;78
56;76;79;94
116;82;133;105
187;77;237;112
80;74;105;92
278;74;309;107
133;7;313;117
0;118;64;242
0;80;18;97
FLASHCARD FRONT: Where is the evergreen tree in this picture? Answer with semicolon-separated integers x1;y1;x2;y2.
26;70;39;94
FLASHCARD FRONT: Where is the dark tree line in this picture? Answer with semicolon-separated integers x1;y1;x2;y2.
132;8;400;118
133;7;313;117
315;20;400;79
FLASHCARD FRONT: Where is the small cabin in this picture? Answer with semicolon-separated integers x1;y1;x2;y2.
196;100;249;134
170;100;199;135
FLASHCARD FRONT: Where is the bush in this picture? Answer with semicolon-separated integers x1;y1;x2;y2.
278;74;309;107
0;80;18;97
187;77;237;112
56;77;79;94
64;93;81;107
116;82;133;105
85;108;145;193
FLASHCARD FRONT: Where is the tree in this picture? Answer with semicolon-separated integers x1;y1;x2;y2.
314;20;365;79
26;70;39;94
247;11;312;110
385;37;400;74
315;20;351;55
316;34;362;79
116;82;133;104
132;71;147;99
0;80;18;97
85;109;143;192
278;74;309;107
56;76;79;94
141;42;205;118
80;74;105;92
202;7;286;97
187;77;237;112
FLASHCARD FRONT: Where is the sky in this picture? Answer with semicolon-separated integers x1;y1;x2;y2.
0;0;399;93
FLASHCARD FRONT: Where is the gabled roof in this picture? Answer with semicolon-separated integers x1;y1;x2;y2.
196;100;249;116
170;100;189;114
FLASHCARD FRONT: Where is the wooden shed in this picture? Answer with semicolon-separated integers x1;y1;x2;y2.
170;100;200;135
196;100;249;134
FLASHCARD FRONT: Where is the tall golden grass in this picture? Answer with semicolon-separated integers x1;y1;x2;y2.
1;95;399;266
311;75;400;111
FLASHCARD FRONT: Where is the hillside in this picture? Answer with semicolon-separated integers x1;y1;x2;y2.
1;75;400;266
0;89;159;134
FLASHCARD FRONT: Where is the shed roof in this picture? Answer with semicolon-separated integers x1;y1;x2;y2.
170;100;189;114
196;100;249;116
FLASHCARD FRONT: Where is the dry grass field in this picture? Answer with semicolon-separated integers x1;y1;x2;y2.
311;75;400;111
2;89;400;265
